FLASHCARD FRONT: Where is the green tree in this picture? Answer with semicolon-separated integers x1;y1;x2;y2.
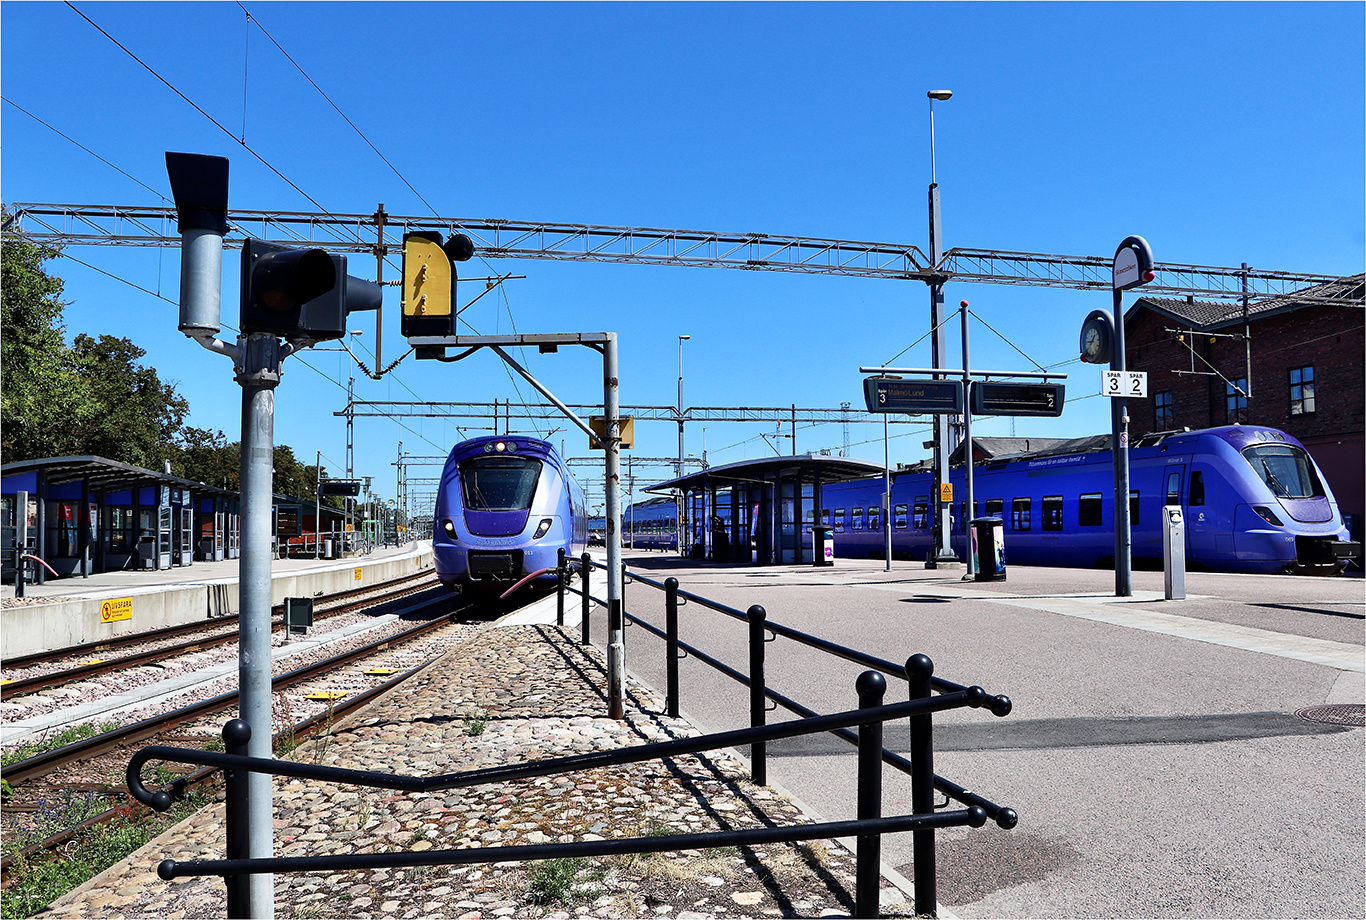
172;427;239;490
0;234;92;460
69;333;189;469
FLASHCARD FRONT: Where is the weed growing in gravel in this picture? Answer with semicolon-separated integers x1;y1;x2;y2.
1;789;210;919
0;722;119;769
526;857;601;905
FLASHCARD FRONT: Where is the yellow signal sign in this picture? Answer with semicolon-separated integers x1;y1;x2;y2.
402;232;451;316
939;483;953;503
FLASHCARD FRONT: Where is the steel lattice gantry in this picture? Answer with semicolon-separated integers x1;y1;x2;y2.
337;401;931;428
4;204;1361;305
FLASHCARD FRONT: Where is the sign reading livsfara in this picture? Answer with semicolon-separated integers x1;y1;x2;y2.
100;597;133;623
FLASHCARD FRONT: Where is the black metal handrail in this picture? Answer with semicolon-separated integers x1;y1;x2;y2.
130;670;989;918
558;551;1018;912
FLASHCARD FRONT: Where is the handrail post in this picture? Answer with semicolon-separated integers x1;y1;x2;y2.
580;552;591;644
665;577;681;718
621;561;629;648
856;670;887;920
907;653;937;917
223;719;252;919
556;548;566;627
746;604;767;786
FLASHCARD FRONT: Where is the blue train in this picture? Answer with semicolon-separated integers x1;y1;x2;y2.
602;426;1357;574
433;436;588;592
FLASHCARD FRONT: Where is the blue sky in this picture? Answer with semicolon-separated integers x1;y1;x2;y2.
4;2;1363;514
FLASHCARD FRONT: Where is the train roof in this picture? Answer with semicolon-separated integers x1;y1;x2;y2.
647;453;886;494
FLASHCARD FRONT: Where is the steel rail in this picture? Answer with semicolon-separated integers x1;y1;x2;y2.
1;570;434;671
0;660;435;876
0;596;465;787
1;573;440;700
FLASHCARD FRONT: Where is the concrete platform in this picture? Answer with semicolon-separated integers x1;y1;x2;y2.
1;542;434;659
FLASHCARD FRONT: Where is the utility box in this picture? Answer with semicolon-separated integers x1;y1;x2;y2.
971;518;1006;581
1163;506;1186;600
812;525;835;566
284;597;314;635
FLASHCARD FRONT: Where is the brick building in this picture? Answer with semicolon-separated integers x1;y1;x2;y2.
1125;274;1364;537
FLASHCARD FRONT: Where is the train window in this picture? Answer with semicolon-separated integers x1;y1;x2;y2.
1012;498;1031;531
868;506;881;532
913;499;929;529
1042;496;1064;531
1079;493;1103;526
1131;490;1141;525
833;509;845;533
1242;444;1323;499
895;504;908;529
985;499;1003;518
1165;472;1181;506
1190;473;1205;506
461;456;543;511
852;508;864;530
822;509;830;526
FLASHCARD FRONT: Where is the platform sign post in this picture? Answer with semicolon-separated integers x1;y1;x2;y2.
1107;235;1155;597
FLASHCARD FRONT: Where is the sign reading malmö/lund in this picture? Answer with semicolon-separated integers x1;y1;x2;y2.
863;377;964;414
971;381;1065;417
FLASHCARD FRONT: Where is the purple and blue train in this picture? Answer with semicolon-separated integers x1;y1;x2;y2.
433;436;587;592
610;425;1357;574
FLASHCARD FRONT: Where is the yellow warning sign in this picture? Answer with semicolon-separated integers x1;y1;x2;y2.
355;567;363;581
100;597;133;624
939;482;954;503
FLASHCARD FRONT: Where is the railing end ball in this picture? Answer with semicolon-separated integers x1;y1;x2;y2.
222;718;251;746
156;859;178;881
150;789;174;812
990;694;1013;717
967;805;988;828
995;807;1019;830
904;653;934;681
665;576;679;589
965;685;987;707
855;669;887;699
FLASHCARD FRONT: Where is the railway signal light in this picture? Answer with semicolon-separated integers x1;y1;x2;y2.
240;239;382;341
401;231;474;337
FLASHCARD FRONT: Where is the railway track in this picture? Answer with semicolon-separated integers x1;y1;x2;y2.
1;570;436;700
1;589;491;879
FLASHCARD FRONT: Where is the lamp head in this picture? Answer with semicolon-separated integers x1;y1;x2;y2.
927;90;954;101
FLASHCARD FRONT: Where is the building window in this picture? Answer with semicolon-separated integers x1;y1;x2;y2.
1289;366;1315;416
1155;391;1174;429
1226;378;1248;424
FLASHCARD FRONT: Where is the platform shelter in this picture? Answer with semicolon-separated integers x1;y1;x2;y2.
649;453;884;564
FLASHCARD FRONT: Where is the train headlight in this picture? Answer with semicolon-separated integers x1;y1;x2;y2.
533;518;553;539
1252;505;1284;526
443;520;456;537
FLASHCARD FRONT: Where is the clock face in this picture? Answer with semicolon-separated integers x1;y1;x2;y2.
1080;318;1109;363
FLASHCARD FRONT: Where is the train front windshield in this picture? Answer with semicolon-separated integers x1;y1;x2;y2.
1242;444;1323;499
461;457;542;510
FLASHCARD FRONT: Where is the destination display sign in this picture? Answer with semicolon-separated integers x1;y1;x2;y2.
863;378;964;415
971;382;1066;417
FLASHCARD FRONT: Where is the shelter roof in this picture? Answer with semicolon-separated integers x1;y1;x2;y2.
647;453;886;493
0;455;232;496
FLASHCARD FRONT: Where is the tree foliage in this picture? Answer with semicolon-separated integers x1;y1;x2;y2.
2;231;356;506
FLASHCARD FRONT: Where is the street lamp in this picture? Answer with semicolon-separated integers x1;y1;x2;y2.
926;89;956;567
677;334;690;555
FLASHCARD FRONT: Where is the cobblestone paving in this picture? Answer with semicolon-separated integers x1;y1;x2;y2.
45;624;912;918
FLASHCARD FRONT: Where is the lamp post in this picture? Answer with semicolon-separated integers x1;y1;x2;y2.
926;89;957;567
677;334;690;555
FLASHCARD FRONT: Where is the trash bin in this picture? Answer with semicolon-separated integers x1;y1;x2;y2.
971;518;1005;581
324;539;335;560
812;525;835;567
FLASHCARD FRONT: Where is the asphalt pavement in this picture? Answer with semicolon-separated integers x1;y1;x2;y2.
591;552;1365;918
